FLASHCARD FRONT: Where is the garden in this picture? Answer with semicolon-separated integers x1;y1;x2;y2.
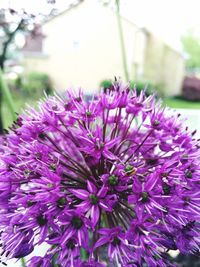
0;1;200;267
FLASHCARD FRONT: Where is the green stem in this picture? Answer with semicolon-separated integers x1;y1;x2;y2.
115;0;129;82
52;251;60;267
81;248;88;260
21;257;26;267
102;211;109;227
0;68;16;121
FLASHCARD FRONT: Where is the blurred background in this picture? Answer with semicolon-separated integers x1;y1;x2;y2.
1;0;200;131
1;1;200;266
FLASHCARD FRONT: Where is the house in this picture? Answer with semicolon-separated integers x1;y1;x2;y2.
22;0;185;95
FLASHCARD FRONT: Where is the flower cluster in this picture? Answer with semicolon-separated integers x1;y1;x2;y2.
0;81;200;267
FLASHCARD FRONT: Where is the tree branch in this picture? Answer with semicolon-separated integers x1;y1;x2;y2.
0;18;24;70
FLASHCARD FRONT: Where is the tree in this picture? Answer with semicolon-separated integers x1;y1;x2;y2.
181;30;200;72
0;4;55;134
0;9;39;133
0;8;45;70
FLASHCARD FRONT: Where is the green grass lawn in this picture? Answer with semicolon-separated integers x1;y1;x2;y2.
163;97;200;109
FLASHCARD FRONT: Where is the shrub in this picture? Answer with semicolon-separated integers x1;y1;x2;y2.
23;72;53;97
182;76;200;101
100;79;161;96
100;79;113;90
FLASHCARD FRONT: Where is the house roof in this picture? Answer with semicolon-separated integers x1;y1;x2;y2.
22;0;182;56
21;0;84;53
43;0;84;24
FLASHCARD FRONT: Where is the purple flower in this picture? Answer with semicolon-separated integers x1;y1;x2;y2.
0;80;200;266
28;255;52;267
94;226;130;261
47;236;80;267
78;126;119;162
2;229;34;259
69;180;113;227
58;210;89;247
75;258;106;267
128;174;165;214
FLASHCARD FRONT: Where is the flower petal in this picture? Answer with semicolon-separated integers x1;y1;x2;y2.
145;174;158;191
128;194;137;204
68;189;89;200
93;236;110;249
87;180;97;194
99;201;112;212
97;185;108;198
61;227;75;246
102;149;117;160
106;138;120;149
76;200;91;213
91;205;100;227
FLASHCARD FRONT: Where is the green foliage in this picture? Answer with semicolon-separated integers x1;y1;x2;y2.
181;30;200;70
3;71;53;129
130;80;149;94
21;257;26;267
2;92;38;129
6;72;53;99
163;97;200;109
100;79;113;89
131;80;163;96
0;69;16;121
100;79;161;96
23;72;53;97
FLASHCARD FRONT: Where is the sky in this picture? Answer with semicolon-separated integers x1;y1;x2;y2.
1;0;200;51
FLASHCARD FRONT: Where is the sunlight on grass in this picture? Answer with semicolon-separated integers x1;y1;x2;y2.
163;98;200;109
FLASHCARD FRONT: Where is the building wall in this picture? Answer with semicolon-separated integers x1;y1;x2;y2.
161;45;185;96
23;0;146;94
23;0;184;95
143;34;185;96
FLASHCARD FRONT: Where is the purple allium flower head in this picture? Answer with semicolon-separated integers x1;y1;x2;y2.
0;80;200;266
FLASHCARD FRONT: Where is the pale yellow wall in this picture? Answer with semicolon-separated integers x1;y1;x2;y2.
143;34;185;96
23;0;146;93
143;34;164;85
23;0;184;96
161;45;184;96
